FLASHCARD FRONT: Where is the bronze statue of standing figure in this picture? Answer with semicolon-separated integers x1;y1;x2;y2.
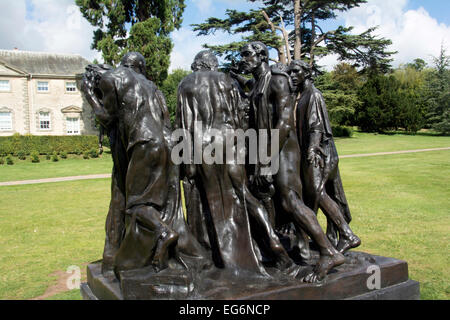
231;42;345;283
80;44;373;299
288;60;361;254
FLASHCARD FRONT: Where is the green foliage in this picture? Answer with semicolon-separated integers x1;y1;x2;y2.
76;0;186;85
6;155;14;165
126;18;173;85
89;148;100;159
0;135;99;157
17;151;26;160
0;157;4;165
315;63;362;125
332;125;353;137
30;152;40;163
160;68;191;122
60;152;68;159
83;152;90;160
356;74;400;132
192;7;285;63
193;0;394;72
355;67;428;134
51;152;59;162
45;154;51;161
424;45;450;134
392;65;428;133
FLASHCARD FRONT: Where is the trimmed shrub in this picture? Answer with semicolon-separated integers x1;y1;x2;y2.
6;155;14;165
60;151;68;159
0;135;99;156
332;125;353;137
89;148;99;158
45;154;51;160
51;152;59;162
0;157;4;165
17;150;27;160
30;151;40;163
83;152;90;159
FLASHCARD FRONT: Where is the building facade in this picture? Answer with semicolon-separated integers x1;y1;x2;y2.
0;50;98;136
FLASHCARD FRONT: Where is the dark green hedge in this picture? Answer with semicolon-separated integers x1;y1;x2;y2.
332;125;353;137
0;134;99;156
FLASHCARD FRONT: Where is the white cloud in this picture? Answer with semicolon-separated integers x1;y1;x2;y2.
170;27;245;72
192;0;213;15
0;0;100;62
339;0;450;68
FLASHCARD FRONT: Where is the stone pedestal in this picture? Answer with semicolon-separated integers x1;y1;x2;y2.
81;251;420;300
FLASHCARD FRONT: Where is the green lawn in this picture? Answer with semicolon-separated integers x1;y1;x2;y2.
1;132;449;183
0;153;113;182
0;133;448;300
0;180;109;300
335;131;450;155
330;150;450;300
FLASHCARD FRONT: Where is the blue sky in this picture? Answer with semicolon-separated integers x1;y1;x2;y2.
1;0;449;71
406;0;450;25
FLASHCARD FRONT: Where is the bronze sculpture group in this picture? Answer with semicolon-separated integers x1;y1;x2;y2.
81;42;361;298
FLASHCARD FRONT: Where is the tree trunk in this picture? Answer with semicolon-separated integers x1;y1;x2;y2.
310;11;316;67
294;0;302;60
261;10;287;64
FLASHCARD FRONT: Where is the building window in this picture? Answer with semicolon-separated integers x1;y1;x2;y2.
0;80;10;92
37;81;49;92
66;117;80;135
39;112;51;130
66;82;77;92
0;112;12;131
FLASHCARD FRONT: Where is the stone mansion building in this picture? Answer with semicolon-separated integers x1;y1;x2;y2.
0;49;98;136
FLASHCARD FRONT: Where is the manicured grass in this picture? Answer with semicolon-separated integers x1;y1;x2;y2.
0;179;109;300
0;153;113;182
1;132;448;183
335;131;450;155
321;150;450;300
0;133;448;300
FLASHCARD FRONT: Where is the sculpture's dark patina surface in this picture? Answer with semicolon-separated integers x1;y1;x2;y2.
80;47;419;300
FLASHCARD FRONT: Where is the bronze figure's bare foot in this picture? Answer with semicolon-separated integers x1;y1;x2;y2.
337;234;361;254
301;251;345;283
152;229;179;272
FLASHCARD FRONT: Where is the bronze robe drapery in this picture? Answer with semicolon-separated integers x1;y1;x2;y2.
296;82;352;224
88;66;211;276
177;71;269;277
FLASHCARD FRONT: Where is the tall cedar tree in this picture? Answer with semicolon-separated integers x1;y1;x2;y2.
192;0;395;73
76;0;186;85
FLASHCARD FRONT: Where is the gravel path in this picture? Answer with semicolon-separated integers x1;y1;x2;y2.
1;147;449;187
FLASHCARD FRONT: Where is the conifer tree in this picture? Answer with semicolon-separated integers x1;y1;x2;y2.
76;0;186;85
192;0;394;72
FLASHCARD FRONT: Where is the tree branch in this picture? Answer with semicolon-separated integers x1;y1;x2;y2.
261;10;286;64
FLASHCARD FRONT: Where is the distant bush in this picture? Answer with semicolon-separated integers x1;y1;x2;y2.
0;135;99;156
89;148;99;158
6;155;14;165
60;151;68;159
45;154;51;160
83;152;90;159
30;151;40;163
17;150;27;160
332;125;353;137
51;152;59;162
0;157;4;165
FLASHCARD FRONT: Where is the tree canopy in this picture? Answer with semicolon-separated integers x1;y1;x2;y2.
76;0;186;85
192;0;395;72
